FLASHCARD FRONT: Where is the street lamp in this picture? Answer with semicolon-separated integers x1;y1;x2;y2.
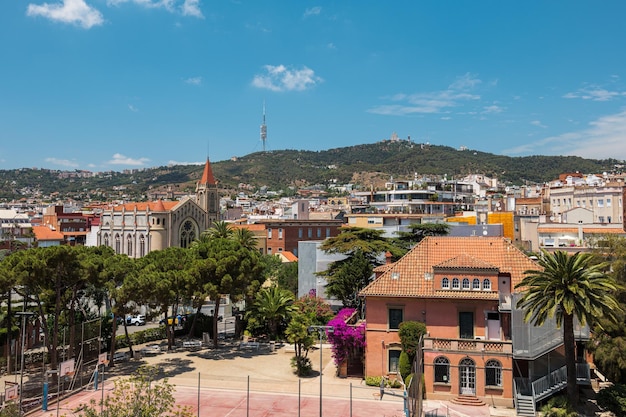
308;325;333;417
16;311;35;416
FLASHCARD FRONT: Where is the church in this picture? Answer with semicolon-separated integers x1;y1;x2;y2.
97;159;220;258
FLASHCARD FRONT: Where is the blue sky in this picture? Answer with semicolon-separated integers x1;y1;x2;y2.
2;1;626;171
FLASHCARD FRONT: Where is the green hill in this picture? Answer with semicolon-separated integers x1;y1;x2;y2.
0;142;620;202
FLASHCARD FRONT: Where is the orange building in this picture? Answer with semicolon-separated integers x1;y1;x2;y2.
360;237;591;413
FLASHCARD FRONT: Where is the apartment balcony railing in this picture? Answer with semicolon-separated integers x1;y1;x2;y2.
424;337;513;354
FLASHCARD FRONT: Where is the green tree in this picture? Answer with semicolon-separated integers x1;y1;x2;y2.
135;247;192;351
285;311;315;376
398;321;427;361
191;231;262;347
318;227;402;310
76;365;193;417
589;235;626;383
393;223;450;251
322;249;372;309
246;286;294;340
515;250;623;405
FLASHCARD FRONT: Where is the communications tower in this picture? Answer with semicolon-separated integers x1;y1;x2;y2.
260;101;267;152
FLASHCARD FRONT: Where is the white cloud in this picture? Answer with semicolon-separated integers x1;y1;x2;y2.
368;74;483;116
304;7;321;17
108;153;150;166
45;157;79;167
128;104;139;112
107;0;203;17
184;76;202;85
27;0;104;29
530;120;547;128
482;105;503;114
167;160;204;166
182;0;203;18
448;73;482;91
252;65;322;92
563;86;626;102
504;110;626;160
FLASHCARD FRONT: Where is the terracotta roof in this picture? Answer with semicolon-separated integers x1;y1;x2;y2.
277;251;298;262
360;236;538;298
111;201;179;212
32;225;64;241
583;227;626;234
434;254;499;271
538;227;579;233
199;158;216;185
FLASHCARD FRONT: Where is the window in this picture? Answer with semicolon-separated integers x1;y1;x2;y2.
452;278;460;290
459;312;474;339
607;198;612;207
599;216;605;223
608;216;612;223
472;279;480;290
268;228;272;239
298;228;303;238
388;308;403;330
317;228;321;238
126;234;133;256
442;277;450;289
326;228;331;238
115;234;121;254
598;199;604;207
462;278;470;290
139;235;146;257
103;233;109;247
483;279;491;290
485;360;502;387
389;350;401;373
434;356;450;383
278;228;283;239
308;228;312;238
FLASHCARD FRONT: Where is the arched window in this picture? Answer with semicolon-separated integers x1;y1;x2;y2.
179;219;197;248
139;234;146;257
103;233;109;247
114;234;121;254
462;278;470;290
485;359;502;387
434;356;450;383
472;278;481;290
126;234;133;256
442;278;450;289
483;279;491;291
452;278;460;289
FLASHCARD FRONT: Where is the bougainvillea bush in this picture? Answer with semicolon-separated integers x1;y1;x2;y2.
327;308;366;366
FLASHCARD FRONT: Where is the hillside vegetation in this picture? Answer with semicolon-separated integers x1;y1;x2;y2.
0;142;620;202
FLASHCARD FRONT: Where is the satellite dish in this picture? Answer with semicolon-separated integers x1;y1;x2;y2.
482;230;488;236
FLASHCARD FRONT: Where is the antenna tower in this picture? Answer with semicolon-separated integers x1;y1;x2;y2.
260;101;267;152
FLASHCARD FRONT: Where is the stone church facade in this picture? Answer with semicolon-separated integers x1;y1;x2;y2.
97;159;220;257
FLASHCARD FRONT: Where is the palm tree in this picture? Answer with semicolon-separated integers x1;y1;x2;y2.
515;250;623;406
207;221;233;239
233;227;257;251
248;286;295;340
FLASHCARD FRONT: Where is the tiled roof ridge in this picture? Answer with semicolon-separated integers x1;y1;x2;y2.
434;253;499;270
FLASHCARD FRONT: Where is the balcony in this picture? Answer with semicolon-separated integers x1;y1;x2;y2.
424;337;512;354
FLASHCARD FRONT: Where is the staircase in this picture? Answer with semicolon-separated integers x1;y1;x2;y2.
450;395;486;406
515;395;535;417
514;364;591;416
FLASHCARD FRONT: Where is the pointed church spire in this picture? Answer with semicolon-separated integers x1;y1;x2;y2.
199;157;216;185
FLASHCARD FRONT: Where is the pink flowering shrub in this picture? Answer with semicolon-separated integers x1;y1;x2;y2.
327;308;366;366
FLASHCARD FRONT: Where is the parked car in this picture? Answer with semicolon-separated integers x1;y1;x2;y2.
140;344;162;355
126;314;146;326
113;351;129;362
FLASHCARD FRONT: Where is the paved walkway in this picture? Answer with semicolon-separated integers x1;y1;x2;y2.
14;339;517;416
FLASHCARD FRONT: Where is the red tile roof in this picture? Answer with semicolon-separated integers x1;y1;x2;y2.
111;201;179;212
199;158;216;185
32;225;64;241
360;236;538;298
